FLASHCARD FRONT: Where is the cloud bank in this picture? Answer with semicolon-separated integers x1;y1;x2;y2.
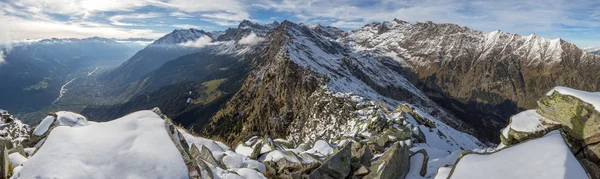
238;32;264;46
178;36;214;48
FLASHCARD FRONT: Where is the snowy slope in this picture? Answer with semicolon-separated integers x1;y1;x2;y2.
14;111;189;179
281;21;471;130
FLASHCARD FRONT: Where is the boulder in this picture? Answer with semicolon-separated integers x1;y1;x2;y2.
351;142;373;168
308;143;352;179
353;165;370;176
537;91;600;144
366;141;410;179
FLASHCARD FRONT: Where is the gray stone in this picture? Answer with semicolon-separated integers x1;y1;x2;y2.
366;142;410;179
189;145;214;179
308;143;352;179
353;166;370;176
351;142;373;167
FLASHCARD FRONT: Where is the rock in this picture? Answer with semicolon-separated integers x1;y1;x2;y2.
366;142;410;179
249;141;264;160
412;126;426;143
580;158;600;179
189;145;214;179
199;144;225;169
161;115;201;179
308;143;352;179
353;165;370;176
537;91;600;144
585;143;600;164
0;146;7;179
412;149;429;177
351;142;373;168
398;105;435;128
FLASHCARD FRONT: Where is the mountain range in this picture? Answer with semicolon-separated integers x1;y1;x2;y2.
2;19;600;178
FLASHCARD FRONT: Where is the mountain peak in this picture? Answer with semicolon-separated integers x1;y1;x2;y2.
151;28;209;45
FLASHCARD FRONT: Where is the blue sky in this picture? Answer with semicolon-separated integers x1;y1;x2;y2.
1;0;600;47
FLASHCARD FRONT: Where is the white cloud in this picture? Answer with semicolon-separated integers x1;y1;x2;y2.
0;50;6;65
178;36;214;48
173;24;202;29
0;14;164;41
238;32;264;46
109;13;162;26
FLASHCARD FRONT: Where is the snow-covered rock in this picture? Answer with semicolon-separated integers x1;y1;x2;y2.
14;111;189;179
448;131;587;179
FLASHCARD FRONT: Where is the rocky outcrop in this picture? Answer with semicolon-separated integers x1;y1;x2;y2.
538;91;600;144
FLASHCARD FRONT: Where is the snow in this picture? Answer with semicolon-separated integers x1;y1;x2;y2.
235;143;254;157
503;110;556;138
406;153;425;179
8;153;28;166
259;150;300;164
32;116;54;136
305;140;334;156
223;151;244;169
14;110;189;179
23;148;35;157
55;111;88;127
450;131;587;179
434;167;452;179
547;86;600;112
234;168;267;179
180;129;230;160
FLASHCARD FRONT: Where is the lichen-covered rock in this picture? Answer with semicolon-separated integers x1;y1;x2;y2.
537;91;600;144
366;141;410;179
308;143;352;179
